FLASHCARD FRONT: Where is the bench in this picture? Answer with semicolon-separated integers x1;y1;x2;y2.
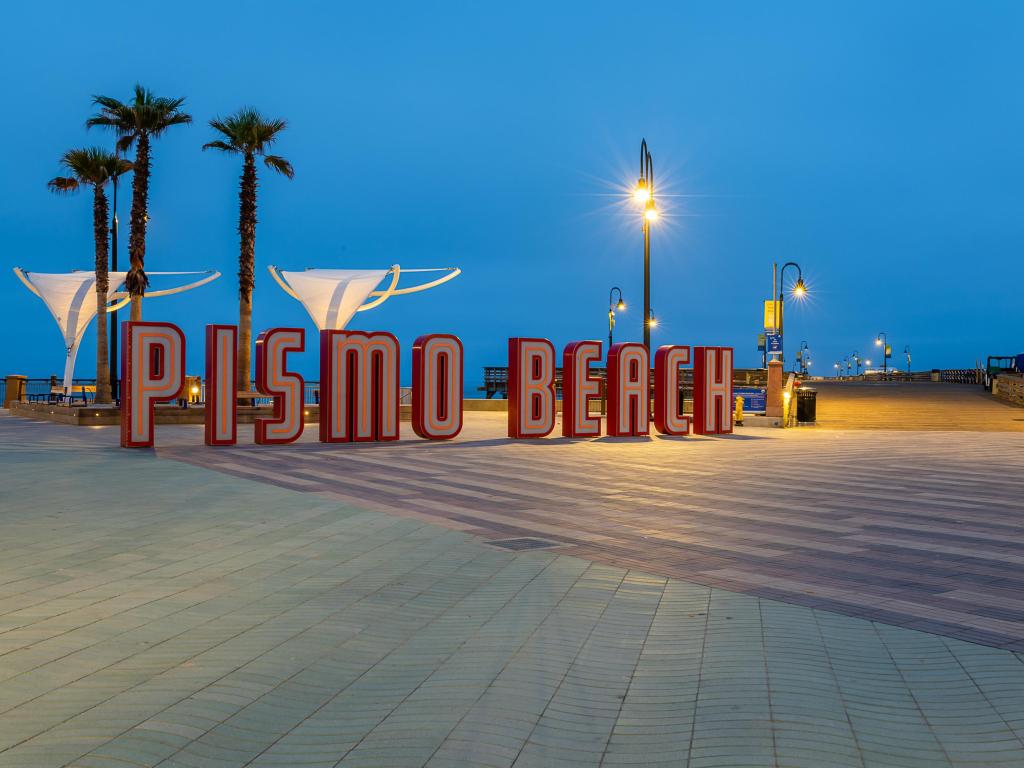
236;391;272;406
27;385;96;405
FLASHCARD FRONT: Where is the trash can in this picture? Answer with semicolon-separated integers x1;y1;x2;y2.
796;386;817;424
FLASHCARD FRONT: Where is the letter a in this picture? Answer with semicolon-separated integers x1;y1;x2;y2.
607;342;649;436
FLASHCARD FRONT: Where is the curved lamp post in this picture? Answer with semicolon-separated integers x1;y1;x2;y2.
608;287;625;350
634;140;658;350
876;331;889;376
776;261;806;367
798;340;810;375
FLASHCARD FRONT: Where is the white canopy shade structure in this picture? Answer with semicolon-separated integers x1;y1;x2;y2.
268;264;461;331
14;268;221;393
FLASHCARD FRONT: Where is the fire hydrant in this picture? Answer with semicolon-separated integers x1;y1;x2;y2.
734;395;744;426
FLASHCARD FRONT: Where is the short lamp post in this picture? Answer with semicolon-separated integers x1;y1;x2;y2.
604;287;626;415
797;341;809;375
876;332;889;377
776;261;806;368
904;345;911;373
608;287;625;350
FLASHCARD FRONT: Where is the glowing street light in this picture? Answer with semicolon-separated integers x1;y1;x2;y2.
633;178;650;204
634;139;657;350
876;331;889;377
608;286;625;350
775;261;805;369
648;310;658;328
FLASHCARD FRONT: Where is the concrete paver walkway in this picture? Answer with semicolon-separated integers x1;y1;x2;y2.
2;412;1024;766
146;414;1024;650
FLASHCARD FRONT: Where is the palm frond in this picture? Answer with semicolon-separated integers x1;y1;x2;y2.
202;140;239;154
206;107;290;156
48;176;80;195
263;155;294;178
50;147;129;191
116;134;136;153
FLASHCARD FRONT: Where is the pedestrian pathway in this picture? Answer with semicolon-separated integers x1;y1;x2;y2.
1;414;1024;766
152;414;1024;650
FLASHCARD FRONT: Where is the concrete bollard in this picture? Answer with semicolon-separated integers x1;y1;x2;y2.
4;375;27;408
766;360;784;418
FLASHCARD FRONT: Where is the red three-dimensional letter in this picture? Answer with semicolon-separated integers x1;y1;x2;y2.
508;338;556;438
693;346;734;435
412;334;463;440
204;325;237;446
653;345;691;436
320;330;400;442
120;321;186;448
255;328;305;445
562;341;602;437
607;342;650;437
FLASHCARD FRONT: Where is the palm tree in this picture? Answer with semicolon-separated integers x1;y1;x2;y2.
87;84;191;320
203;108;294;392
48;148;133;404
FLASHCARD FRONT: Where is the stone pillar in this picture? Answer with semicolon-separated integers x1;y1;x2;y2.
766;361;784;418
4;375;27;408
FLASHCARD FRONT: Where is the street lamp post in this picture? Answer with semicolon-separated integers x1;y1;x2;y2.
604;287;625;415
608;287;625;351
776;261;806;368
109;165;120;401
634;139;658;351
852;351;860;376
834;362;841;379
876;332;889;377
904;345;911;374
797;341;809;375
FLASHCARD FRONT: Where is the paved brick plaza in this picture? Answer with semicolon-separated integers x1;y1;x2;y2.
1;383;1024;767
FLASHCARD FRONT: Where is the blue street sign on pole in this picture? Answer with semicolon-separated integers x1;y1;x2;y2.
766;333;782;355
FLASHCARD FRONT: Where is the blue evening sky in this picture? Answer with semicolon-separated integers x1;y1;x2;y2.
2;1;1022;387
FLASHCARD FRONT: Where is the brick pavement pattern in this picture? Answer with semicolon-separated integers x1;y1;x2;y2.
152;399;1024;651
2;383;1024;767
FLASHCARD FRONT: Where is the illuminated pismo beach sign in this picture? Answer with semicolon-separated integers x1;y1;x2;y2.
119;321;734;448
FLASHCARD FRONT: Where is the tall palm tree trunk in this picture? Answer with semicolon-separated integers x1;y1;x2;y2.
127;133;151;321
237;154;258;393
92;187;112;403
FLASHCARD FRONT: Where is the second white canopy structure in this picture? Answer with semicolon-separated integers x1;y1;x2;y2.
268;265;461;331
14;268;221;393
